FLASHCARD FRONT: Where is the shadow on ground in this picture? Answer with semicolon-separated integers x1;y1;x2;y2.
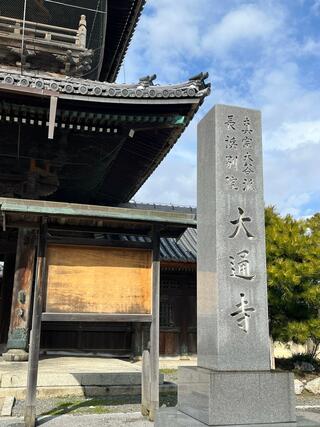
37;393;177;419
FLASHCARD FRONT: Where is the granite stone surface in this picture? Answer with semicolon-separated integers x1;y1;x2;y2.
155;407;319;427
177;366;296;425
197;105;270;372
159;105;297;427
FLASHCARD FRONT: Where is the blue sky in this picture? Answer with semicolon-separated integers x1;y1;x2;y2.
119;0;320;217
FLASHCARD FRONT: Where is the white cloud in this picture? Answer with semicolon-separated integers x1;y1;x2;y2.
124;0;320;217
265;120;320;151
264;143;320;216
247;61;320;152
312;0;320;14
300;38;320;55
202;4;281;57
122;0;212;83
134;150;197;207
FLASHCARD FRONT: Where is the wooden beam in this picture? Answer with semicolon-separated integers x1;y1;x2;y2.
48;96;58;140
6;229;37;353
141;348;151;416
48;223;151;235
0;197;196;228
0;83;59;99
0;254;15;344
149;226;160;421
0;15;79;34
24;219;47;427
41;313;152;322
48;237;152;250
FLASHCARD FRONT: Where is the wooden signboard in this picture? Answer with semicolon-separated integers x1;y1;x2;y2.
45;244;152;314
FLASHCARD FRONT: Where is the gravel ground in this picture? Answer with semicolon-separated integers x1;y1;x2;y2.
11;391;320;418
2;411;320;427
297;395;320;408
0;412;153;427
8;370;320;420
12;370;177;418
12;393;177;418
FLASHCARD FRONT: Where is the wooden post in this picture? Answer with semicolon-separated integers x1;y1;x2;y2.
48;96;58;140
149;226;160;421
132;322;143;360
77;15;87;48
24;220;47;427
0;254;15;345
4;229;37;361
141;348;151;416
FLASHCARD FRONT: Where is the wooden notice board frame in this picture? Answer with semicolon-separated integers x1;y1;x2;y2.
0;198;196;426
43;243;153;320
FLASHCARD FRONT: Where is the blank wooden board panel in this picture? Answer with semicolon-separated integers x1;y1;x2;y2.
46;244;152;314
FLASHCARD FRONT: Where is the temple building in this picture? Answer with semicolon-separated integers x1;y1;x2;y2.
0;0;208;360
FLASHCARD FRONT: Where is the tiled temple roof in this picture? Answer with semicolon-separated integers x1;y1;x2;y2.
161;228;197;263
0;70;210;100
102;0;146;82
106;227;197;264
0;72;210;204
120;203;197;263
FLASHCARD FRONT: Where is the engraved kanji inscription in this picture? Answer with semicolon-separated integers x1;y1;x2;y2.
225;136;237;149
229;207;255;239
242;152;255;175
225;115;236;130
242;136;253;149
226;155;238;170
226;175;239;191
229;250;255;280
230;293;255;333
242;117;253;135
243;177;256;192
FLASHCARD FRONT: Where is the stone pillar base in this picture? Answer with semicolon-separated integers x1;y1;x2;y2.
2;349;28;362
155;407;317;427
178;367;296;425
158;366;296;426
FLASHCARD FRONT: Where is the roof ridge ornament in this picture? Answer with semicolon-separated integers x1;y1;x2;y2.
0;71;211;100
139;74;157;86
189;71;211;90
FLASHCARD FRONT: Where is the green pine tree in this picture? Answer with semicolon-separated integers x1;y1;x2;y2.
265;208;320;357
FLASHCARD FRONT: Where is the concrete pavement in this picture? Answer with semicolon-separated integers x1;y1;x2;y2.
1;410;320;427
0;356;164;399
0;412;151;426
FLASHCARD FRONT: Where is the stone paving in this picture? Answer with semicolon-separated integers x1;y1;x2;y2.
0;356;158;399
0;356;141;378
1;356;320;425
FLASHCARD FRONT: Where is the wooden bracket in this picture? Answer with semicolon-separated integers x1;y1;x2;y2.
2;212;6;232
48;96;58;140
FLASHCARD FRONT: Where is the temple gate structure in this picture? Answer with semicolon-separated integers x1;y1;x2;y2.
0;0;209;360
0;1;210;425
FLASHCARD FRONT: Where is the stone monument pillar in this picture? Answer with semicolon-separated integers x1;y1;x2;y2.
155;105;297;426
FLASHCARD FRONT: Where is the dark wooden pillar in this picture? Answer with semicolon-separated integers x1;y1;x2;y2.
0;254;15;344
149;226;160;421
179;291;189;358
25;220;47;427
132;322;143;360
4;228;37;361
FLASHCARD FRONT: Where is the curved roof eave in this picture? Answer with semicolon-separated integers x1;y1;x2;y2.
99;0;146;83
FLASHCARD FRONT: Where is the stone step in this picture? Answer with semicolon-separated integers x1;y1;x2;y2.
0;371;164;388
0;382;176;399
1;396;15;416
